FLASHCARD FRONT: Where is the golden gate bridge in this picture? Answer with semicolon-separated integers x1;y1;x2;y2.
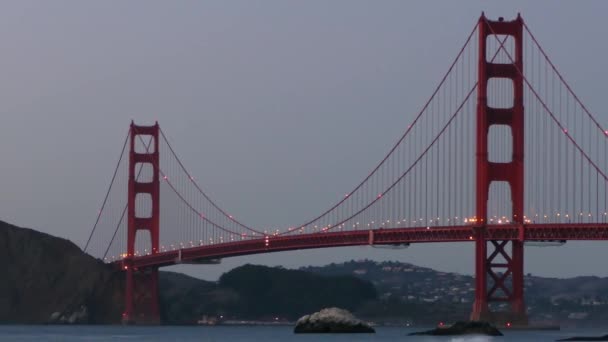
83;14;608;325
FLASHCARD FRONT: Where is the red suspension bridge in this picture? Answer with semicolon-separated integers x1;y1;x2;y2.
84;14;608;325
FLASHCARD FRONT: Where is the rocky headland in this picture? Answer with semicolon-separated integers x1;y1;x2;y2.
0;220;124;323
0;220;376;324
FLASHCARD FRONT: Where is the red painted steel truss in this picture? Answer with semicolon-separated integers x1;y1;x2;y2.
118;223;608;270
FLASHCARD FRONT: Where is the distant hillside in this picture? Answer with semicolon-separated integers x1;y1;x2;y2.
302;260;608;325
302;260;468;301
302;259;608;304
161;264;378;323
218;264;376;320
302;260;472;322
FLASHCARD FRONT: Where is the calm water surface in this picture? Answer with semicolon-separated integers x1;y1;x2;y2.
0;325;605;341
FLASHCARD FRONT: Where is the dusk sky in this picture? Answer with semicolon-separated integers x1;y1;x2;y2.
1;1;607;280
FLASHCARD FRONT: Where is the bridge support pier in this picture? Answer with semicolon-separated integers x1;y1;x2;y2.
472;13;528;325
471;238;527;325
122;264;160;325
122;122;161;325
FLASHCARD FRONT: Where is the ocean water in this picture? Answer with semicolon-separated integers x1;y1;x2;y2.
0;325;605;341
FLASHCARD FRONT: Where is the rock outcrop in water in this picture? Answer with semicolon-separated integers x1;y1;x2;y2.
49;306;89;324
294;307;375;333
408;321;503;336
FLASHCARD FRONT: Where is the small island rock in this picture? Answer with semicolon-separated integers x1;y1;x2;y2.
294;307;374;333
409;321;503;336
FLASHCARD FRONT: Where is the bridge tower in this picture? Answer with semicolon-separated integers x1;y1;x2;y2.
472;14;528;325
122;122;161;324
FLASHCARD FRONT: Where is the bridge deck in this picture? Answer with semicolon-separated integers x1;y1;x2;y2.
117;223;608;269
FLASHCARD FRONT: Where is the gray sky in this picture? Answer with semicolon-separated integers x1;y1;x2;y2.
1;1;608;280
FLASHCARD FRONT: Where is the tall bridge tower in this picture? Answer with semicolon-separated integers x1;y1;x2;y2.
123;122;161;324
472;14;527;324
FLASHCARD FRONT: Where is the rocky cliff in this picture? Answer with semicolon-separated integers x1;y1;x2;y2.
0;220;124;323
